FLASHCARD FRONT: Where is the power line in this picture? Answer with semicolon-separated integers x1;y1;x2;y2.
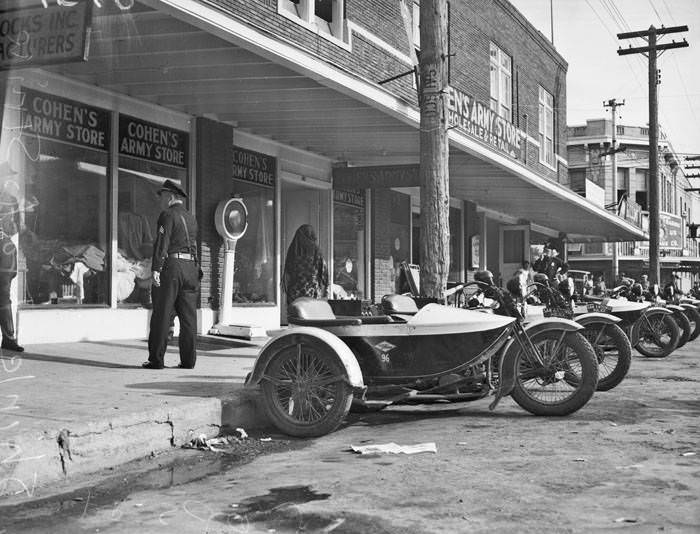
646;0;664;24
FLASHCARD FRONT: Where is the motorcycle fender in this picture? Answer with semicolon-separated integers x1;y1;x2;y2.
575;312;621;327
665;304;684;313
496;318;583;402
245;327;364;388
680;303;699;312
631;308;673;346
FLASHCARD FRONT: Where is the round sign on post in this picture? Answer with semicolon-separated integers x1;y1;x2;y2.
215;198;248;242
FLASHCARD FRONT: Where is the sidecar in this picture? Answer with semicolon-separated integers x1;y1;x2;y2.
245;296;516;437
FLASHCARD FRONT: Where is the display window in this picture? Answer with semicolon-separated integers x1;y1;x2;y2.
116;115;189;307
231;181;275;305
333;188;365;299
16;88;111;307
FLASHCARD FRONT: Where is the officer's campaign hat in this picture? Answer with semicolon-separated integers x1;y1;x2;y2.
157;179;187;198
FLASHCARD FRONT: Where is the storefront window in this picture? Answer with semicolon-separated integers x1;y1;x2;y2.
231;180;275;305
449;206;461;281
333;189;365;299
16;88;111;306
117;116;189;307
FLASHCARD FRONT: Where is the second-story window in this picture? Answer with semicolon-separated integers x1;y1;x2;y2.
281;0;345;41
538;85;555;167
489;43;512;121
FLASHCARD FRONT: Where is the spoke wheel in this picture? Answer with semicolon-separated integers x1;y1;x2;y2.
674;311;691;349
511;331;598;416
635;313;679;358
684;306;700;342
261;338;353;437
582;323;632;391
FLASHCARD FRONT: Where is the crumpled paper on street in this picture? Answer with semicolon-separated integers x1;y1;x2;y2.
183;431;249;452
349;442;437;455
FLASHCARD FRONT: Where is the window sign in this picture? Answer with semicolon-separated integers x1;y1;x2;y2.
233;146;276;187
20;87;110;151
0;2;93;70
119;115;188;168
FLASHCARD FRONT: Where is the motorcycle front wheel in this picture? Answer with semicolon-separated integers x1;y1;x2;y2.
260;338;353;437
683;306;700;342
510;331;598;416
635;313;680;358
582;323;632;391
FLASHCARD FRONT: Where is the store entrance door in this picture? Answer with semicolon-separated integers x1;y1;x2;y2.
280;174;331;323
499;224;530;286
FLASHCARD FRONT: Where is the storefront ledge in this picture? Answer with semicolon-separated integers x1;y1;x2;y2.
0;399;222;498
17;307;152;344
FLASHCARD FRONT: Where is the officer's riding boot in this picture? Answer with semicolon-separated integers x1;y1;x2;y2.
0;306;24;352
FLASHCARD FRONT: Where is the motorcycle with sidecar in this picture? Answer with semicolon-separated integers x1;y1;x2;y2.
245;272;599;438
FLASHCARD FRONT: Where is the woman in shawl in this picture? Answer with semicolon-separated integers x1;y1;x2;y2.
282;224;329;304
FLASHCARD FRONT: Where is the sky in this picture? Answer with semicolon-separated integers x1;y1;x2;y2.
508;0;700;161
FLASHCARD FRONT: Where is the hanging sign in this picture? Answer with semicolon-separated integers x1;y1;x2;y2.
659;212;683;250
119;115;188;168
0;3;92;70
232;146;276;187
446;86;525;160
20;87;109;150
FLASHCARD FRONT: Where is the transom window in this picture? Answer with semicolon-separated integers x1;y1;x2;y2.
281;0;346;41
489;43;512;121
538;85;555;167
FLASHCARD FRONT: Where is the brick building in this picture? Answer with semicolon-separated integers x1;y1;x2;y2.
0;0;644;342
567;118;700;289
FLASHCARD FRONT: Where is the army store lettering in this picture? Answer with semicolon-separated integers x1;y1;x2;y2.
21;87;109;150
446;86;524;159
233;147;275;187
119;116;188;168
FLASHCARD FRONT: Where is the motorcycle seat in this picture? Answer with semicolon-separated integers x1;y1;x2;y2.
288;297;362;327
381;294;419;315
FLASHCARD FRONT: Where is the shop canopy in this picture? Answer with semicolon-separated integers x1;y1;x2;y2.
44;1;645;243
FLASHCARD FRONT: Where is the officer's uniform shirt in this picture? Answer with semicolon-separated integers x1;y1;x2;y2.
152;202;198;272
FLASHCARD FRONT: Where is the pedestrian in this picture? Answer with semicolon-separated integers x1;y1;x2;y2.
0;178;23;352
143;180;199;370
282;224;329;306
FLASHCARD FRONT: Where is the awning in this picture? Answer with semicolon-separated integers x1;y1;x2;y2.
43;0;646;243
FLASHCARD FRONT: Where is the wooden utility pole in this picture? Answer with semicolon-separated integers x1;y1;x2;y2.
603;98;625;282
418;0;450;298
617;25;688;285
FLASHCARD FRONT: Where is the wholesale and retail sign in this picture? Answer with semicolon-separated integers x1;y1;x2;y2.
119;116;189;168
232;146;276;187
0;2;92;70
660;212;683;250
446;86;525;160
20;87;110;150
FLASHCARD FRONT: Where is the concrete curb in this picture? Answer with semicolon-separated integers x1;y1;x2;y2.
0;392;269;498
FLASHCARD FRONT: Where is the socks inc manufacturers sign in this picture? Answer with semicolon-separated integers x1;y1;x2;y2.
0;2;92;70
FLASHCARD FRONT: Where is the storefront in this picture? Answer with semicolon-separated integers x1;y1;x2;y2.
0;0;647;344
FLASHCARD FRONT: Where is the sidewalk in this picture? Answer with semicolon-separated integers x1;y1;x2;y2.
0;335;270;498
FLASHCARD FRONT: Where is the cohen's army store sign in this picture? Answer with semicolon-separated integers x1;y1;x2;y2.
119;116;188;168
446;86;525;160
233;147;276;187
0;3;92;69
20;87;109;150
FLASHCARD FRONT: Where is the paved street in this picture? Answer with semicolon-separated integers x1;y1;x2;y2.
1;339;699;533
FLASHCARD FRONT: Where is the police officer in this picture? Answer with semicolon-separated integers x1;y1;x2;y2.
143;180;199;369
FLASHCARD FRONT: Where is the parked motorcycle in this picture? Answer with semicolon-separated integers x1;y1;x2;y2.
590;284;680;358
526;274;632;392
245;271;599;437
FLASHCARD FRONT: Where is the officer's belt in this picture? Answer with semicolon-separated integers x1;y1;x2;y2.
168;252;195;261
